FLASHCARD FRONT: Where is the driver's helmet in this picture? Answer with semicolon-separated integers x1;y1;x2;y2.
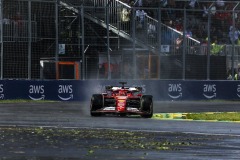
119;90;126;96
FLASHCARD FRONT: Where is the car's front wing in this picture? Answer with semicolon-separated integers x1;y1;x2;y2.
91;107;146;115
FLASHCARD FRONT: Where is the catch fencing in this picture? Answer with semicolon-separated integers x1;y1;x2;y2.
0;0;240;80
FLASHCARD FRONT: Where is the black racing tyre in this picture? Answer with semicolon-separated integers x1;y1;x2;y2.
90;94;103;116
140;95;153;118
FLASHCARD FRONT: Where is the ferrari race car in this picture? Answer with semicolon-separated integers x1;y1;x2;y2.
90;82;153;118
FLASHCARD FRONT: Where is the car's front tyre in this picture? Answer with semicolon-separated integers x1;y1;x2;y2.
90;94;103;116
140;95;153;118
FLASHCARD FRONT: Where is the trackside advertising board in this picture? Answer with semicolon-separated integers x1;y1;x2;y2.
0;80;239;101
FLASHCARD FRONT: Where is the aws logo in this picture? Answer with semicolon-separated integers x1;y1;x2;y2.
168;84;182;99
237;85;240;98
29;85;45;100
0;84;4;99
58;85;73;101
203;84;216;99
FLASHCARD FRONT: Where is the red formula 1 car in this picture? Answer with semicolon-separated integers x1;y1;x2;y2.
90;82;153;118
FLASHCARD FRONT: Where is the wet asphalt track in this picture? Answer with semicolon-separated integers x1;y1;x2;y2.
0;101;240;159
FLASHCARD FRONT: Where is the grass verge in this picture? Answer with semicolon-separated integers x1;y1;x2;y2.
185;112;240;121
153;112;240;122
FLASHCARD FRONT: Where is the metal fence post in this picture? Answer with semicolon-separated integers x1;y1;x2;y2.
231;3;239;80
55;0;59;79
28;1;32;79
106;3;111;80
81;5;85;80
207;6;211;80
0;0;3;79
182;7;186;80
158;3;161;79
132;7;136;79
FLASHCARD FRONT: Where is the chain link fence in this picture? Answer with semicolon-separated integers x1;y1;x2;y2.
1;0;240;80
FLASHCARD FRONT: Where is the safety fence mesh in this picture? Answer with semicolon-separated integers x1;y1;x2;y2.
1;0;239;80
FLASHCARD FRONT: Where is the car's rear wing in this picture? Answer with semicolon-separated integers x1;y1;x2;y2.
105;86;142;92
105;82;142;92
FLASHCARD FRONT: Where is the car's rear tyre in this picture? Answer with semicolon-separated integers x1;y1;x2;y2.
140;95;153;118
90;94;103;116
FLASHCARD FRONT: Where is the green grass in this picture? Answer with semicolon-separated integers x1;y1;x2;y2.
153;112;240;122
185;112;240;121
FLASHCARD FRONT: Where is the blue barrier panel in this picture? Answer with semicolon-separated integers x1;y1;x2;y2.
2;80;84;101
0;80;239;101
